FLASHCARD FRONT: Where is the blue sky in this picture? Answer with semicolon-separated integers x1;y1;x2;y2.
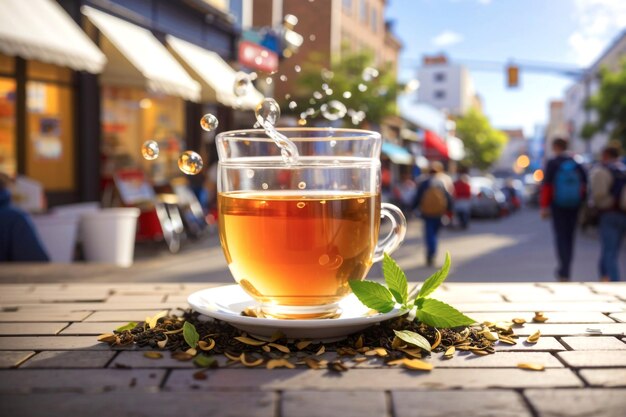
386;0;626;136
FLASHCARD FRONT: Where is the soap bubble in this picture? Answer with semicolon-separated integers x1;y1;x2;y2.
178;151;203;175
141;140;159;160
343;91;352;99
288;101;298;110
358;83;368;92
313;91;323;100
362;67;379;82
234;72;251;97
280;75;288;82
309;34;316;41
294;65;301;73
255;98;281;126
321;100;347;121
200;113;218;131
325;88;333;96
266;77;273;85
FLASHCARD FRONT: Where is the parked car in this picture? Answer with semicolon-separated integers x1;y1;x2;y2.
469;176;506;218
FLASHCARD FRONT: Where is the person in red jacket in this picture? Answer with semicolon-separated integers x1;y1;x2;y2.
453;167;472;229
540;138;587;281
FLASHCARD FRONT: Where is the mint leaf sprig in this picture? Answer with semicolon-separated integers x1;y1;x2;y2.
349;252;474;329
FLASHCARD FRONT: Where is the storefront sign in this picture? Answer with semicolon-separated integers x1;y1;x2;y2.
238;41;278;73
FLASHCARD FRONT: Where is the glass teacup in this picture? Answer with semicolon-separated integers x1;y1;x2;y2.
216;128;406;319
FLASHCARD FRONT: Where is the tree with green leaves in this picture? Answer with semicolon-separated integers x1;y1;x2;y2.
455;108;508;171
582;59;626;150
290;50;401;126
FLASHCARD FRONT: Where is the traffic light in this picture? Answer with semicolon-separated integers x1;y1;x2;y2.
507;65;519;88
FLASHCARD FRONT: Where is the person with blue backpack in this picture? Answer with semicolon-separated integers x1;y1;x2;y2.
540;138;587;281
589;144;626;282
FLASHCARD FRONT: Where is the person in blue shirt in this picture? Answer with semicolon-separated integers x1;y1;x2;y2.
0;173;49;262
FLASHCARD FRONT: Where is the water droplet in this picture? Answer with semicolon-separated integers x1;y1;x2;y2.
343;91;352;99
321;100;347;121
298;118;307;126
141;140;159;160
313;91;323;100
234;72;251;97
255;98;281;126
330;140;337;147
362;67;379;82
280;75;288;82
178;151;203;175
288;101;298;110
325;88;333;96
298;181;306;189
294;65;301;73
358;83;368;92
246;169;255;179
200;113;219;131
296;202;306;209
309;34;316;41
262;183;269;190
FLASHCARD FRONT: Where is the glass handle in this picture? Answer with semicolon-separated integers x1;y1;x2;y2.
373;203;407;262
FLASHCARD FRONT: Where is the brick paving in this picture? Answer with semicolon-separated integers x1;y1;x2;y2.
0;282;624;416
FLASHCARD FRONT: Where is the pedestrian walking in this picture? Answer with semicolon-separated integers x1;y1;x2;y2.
453;167;472;229
540;138;587;281
0;173;49;262
589;145;626;282
413;161;453;266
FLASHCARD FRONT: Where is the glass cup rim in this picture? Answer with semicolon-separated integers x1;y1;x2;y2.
216;127;381;142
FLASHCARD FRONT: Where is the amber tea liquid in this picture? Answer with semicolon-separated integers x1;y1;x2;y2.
218;191;381;316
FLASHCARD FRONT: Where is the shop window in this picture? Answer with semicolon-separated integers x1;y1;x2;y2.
27;60;72;83
434;72;446;82
0;78;16;176
26;81;74;191
0;54;15;75
360;0;368;24
101;86;184;186
434;90;446;100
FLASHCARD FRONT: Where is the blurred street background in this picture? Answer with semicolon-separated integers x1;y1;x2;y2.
1;0;625;281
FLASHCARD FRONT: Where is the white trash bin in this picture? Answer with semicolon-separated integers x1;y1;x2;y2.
81;208;140;267
51;202;100;243
31;213;79;263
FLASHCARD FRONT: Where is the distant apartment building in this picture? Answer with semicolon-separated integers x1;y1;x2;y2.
416;54;480;117
545;100;569;159
244;0;402;100
564;30;626;157
494;128;527;174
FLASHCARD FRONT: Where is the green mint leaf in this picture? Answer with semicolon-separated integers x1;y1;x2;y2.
393;330;431;352
383;253;408;304
193;354;217;368
115;322;137;332
183;322;200;348
417;251;451;300
415;298;475;328
349;280;395;313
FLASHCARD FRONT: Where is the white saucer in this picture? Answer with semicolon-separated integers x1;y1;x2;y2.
187;285;406;339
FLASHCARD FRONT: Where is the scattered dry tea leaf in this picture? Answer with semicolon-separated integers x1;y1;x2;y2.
355;335;364;349
198;339;215;351
164;328;183;335
431;329;442;350
296;340;312;350
157;336;168;349
526;330;541;344
337;347;358;356
402;358;433;371
266;359;295;369
234;336;266;346
517;362;545;371
443;346;455;359
304;357;322;369
533;312;548;323
353;356;367;363
315;345;326;356
262;345;271;353
328;360;348;372
186;348;197;356
267;343;290;353
512;318;526;325
471;349;489;356
97;333;117;344
146;310;168;329
143;352;163;359
241;353;264;367
172;352;194;361
364;347;388;357
386;359;406;366
399;348;422;359
483;331;499;341
224;352;241;362
391;336;405;350
498;336;517;345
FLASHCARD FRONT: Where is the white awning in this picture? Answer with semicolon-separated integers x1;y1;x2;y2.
166;35;263;110
0;0;106;73
82;6;200;102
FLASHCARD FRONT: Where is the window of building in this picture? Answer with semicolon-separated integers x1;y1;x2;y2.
360;0;368;24
0;77;16;176
343;0;352;13
434;90;446;100
434;72;446;82
101;86;185;185
371;8;377;32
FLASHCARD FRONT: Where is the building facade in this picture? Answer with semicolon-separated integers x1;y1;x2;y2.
416;54;479;117
545;100;569;159
563;30;626;158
